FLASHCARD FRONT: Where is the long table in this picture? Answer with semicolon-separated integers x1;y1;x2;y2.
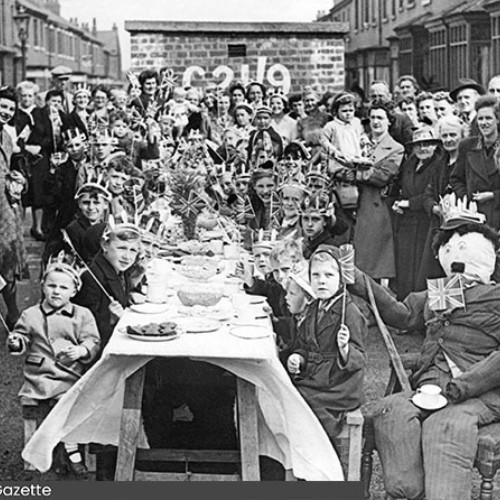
21;265;344;481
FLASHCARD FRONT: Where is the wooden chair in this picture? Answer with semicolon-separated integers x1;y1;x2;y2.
338;408;365;481
360;278;500;500
20;397;95;473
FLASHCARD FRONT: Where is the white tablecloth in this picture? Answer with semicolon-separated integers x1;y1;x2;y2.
22;281;344;480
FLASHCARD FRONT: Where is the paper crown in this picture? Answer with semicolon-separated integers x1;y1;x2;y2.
102;213;142;242
234;160;251;179
73;84;91;97
75;172;112;202
90;128;115;145
254;105;273;116
300;193;334;216
252;228;279;251
278;180;309;196
305;163;330;184
45;251;84;291
284;140;311;160
439;193;486;229
62;127;87;143
187;129;205;142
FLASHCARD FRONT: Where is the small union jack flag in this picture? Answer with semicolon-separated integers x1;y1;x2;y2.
427;275;465;312
339;244;355;285
171;190;208;218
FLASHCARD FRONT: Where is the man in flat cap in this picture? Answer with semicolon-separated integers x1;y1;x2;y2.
36;66;74;114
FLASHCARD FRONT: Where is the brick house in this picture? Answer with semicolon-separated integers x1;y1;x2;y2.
319;0;500;93
125;21;349;94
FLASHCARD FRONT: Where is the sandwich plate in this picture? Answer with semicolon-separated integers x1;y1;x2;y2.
127;332;180;342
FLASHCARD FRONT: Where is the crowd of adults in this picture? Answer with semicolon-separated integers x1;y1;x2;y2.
1;62;500;490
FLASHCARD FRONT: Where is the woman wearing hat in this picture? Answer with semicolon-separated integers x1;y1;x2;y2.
391;125;445;299
353;101;404;282
450;95;500;230
270;93;298;146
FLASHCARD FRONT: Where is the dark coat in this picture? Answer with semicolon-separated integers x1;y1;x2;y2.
450;136;500;230
354;133;404;279
291;294;367;437
302;228;339;260
418;153;455;287
27;106;66;207
393;150;445;299
351;271;500;409
73;252;133;347
62;110;89;138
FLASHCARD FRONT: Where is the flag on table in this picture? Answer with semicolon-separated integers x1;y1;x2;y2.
427;275;465;311
339;244;355;285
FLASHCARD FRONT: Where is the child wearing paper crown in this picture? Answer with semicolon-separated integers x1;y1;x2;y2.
287;244;367;438
7;254;101;477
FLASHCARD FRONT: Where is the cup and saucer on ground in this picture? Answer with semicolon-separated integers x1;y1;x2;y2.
412;384;448;411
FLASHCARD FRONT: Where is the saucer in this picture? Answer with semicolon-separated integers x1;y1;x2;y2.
411;393;448;411
129;303;170;314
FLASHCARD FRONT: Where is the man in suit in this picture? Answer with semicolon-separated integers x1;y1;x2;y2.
36;65;74;115
449;78;485;137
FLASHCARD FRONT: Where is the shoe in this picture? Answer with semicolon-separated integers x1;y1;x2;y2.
66;450;88;479
30;228;46;242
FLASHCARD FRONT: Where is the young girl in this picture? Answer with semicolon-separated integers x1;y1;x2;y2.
321;92;366;176
7;255;101;477
287;244;366;438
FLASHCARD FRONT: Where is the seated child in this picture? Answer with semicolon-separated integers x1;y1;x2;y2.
65;179;111;263
72;220;143;481
300;193;341;259
281;268;316;361
7;253;101;477
287;244;366;438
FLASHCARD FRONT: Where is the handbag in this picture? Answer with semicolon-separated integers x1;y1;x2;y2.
334;181;359;209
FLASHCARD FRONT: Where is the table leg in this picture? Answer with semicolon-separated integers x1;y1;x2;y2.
115;366;146;481
236;378;260;481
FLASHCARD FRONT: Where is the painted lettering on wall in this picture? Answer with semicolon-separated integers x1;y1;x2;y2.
182;56;292;93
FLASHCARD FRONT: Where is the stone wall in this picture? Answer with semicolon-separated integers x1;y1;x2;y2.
125;21;349;93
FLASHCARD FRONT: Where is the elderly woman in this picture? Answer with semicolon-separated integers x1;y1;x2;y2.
392;126;445;299
450;95;500;229
418;115;466;286
353;101;404;282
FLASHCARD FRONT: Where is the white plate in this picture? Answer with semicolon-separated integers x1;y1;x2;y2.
228;325;273;339
127;333;180;342
411;393;448;411
171;316;221;334
129;303;171;314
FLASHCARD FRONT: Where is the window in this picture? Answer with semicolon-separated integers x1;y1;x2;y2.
364;0;370;25
449;23;468;85
227;43;246;58
354;0;359;29
399;33;413;75
492;16;500;75
382;0;388;20
429;28;447;89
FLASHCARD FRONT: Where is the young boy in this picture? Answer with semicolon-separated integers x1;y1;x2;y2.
65;179;111;263
7;254;101;477
72;221;143;480
287;244;366;438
